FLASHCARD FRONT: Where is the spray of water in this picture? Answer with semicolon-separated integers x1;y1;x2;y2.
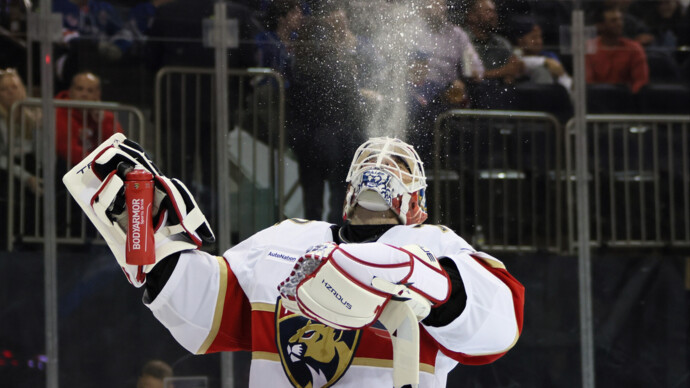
347;0;427;140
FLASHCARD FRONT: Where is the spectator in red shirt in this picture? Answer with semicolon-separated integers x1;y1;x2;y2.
55;71;123;166
586;5;649;93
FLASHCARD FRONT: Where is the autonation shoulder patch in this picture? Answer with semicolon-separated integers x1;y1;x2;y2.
268;251;298;263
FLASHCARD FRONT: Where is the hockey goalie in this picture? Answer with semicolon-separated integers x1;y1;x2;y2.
63;134;524;388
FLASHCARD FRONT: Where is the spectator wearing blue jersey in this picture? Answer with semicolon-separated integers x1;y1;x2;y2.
52;0;133;87
53;0;132;55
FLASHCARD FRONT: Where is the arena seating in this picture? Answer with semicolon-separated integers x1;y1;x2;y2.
636;83;690;114
646;50;681;84
586;84;635;114
513;82;574;123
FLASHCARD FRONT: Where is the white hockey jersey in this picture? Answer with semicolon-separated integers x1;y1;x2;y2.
145;219;524;388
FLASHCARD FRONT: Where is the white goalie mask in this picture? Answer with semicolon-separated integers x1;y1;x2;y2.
343;137;428;225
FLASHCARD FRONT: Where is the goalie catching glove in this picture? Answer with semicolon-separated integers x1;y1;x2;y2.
278;242;451;330
62;133;215;287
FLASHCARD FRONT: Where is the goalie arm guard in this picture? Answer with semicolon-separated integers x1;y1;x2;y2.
63;133;215;287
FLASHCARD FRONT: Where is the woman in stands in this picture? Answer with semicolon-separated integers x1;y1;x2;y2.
0;68;42;243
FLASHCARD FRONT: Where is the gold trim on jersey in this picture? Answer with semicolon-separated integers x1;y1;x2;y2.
350;358;435;374
253;351;280;362
475;256;506;269
251;302;276;312
459;328;520;356
196;256;228;354
497;329;521;354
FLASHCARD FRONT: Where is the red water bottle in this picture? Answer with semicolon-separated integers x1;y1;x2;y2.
125;169;155;265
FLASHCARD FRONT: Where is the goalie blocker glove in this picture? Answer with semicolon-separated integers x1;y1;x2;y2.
63;133;215;287
278;242;451;330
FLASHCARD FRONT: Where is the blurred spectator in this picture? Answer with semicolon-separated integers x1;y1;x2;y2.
597;0;656;46
0;0;30;75
406;52;454;120
0;68;41;243
522;0;573;49
137;359;173;388
255;0;303;87
52;0;133;87
630;0;687;49
416;0;483;87
586;5;649;93
487;0;531;34
289;6;365;223
0;68;41;195
510;16;572;91
459;0;573;49
461;0;523;108
407;0;482;164
463;0;523;84
0;0;28;37
250;0;303;143
127;0;175;40
55;71;123;167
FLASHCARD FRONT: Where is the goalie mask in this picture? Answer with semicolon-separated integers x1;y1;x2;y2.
343;137;427;225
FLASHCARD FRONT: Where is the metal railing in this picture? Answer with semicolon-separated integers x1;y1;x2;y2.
433;109;565;252
565;115;690;250
5;98;146;250
9;97;688;256
154;67;287;244
5;67;289;251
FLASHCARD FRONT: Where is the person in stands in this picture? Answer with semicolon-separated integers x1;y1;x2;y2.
586;5;649;93
55;71;123;167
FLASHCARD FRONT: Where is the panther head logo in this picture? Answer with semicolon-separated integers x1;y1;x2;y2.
276;299;360;388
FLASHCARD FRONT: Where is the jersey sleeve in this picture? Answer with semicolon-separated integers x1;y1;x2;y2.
378;225;524;365
144;250;252;354
423;250;524;365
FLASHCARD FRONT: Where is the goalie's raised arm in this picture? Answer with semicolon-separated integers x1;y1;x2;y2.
62;133;215;287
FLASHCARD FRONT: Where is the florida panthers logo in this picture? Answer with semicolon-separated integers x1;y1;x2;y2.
276;299;360;388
